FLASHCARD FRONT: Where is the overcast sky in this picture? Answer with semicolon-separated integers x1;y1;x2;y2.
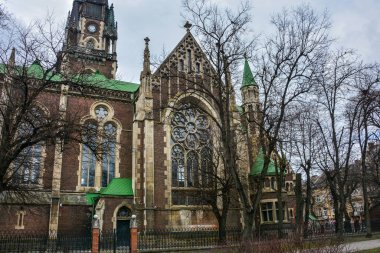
3;0;380;84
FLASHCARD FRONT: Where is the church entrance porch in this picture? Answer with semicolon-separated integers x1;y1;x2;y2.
116;206;131;248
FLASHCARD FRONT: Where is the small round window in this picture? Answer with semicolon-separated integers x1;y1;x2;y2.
95;105;109;120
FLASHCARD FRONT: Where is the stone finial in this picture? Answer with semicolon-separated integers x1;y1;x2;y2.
184;21;192;32
144;37;150;45
142;37;151;76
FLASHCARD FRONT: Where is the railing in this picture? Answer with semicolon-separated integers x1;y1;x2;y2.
138;227;241;252
99;230;130;253
0;231;92;252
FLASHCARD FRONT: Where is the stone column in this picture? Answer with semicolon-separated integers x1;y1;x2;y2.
48;84;68;236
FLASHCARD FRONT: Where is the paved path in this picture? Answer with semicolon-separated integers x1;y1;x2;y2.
345;239;380;252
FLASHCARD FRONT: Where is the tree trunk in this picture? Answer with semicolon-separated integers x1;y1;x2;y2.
295;173;304;236
303;166;311;238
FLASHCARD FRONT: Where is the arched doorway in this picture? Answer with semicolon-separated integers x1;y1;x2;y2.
116;206;131;248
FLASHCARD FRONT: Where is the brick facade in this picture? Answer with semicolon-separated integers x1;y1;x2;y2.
0;0;296;236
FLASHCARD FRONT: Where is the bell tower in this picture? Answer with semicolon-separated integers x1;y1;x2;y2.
62;0;118;79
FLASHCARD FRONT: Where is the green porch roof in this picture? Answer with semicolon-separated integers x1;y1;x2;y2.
241;58;256;88
0;63;140;93
85;178;134;205
250;149;277;176
101;178;134;196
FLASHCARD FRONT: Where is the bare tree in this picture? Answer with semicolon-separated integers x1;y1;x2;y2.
181;0;254;239
289;104;321;237
0;12;114;201
353;65;380;237
249;4;331;237
314;50;365;235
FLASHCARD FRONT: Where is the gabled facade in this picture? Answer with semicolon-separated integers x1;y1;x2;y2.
0;0;297;236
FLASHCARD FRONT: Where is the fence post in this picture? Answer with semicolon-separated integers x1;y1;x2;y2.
130;214;138;253
92;215;100;253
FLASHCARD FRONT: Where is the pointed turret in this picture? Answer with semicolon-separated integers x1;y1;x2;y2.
140;37;152;98
242;58;256;88
141;37;151;77
8;48;16;67
240;57;260;130
108;4;115;27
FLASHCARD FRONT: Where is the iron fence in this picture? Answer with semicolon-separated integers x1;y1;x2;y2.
0;231;92;252
99;230;130;253
138;227;241;252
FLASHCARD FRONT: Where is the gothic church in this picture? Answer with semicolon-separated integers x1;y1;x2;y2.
0;0;297;236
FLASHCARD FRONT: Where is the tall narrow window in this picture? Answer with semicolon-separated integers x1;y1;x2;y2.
81;121;97;187
261;202;273;222
13;107;46;185
179;59;185;71
201;147;212;187
15;210;26;229
195;62;201;74
187;50;192;73
14;144;43;184
171;103;212;205
102;122;117;187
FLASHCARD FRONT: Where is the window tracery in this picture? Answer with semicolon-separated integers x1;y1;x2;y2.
171;103;212;205
79;103;119;189
13;107;46;185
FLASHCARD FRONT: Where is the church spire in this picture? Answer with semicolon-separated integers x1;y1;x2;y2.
242;57;256;88
8;48;16;67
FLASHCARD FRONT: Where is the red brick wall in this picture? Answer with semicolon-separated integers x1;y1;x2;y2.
60;95;134;191
0;205;50;233
101;197;134;231
58;205;91;235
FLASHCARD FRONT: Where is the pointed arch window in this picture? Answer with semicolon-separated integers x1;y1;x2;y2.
171;103;212;205
102;122;116;187
86;39;95;49
81;120;97;187
14;143;43;185
79;104;120;189
13;107;47;185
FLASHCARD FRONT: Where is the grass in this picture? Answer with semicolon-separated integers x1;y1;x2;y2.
355;247;380;253
343;233;380;243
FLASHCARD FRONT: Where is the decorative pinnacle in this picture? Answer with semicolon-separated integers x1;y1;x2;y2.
184;21;192;32
8;48;16;67
144;37;150;45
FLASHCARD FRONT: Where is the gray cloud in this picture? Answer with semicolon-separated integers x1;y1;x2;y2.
4;0;380;83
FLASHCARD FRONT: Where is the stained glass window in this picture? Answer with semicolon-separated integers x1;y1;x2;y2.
171;103;212;205
102;122;117;187
13;107;46;185
81;121;97;187
95;106;108;120
14;143;43;184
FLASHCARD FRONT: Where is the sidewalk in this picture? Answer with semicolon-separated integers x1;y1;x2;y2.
345;239;380;252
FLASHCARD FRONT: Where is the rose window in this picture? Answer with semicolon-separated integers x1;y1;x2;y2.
171;103;213;205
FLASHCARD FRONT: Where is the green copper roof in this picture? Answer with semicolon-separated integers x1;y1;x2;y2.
85;178;134;204
250;149;277;176
100;178;134;196
242;59;256;88
79;71;139;93
86;192;100;205
0;64;140;93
